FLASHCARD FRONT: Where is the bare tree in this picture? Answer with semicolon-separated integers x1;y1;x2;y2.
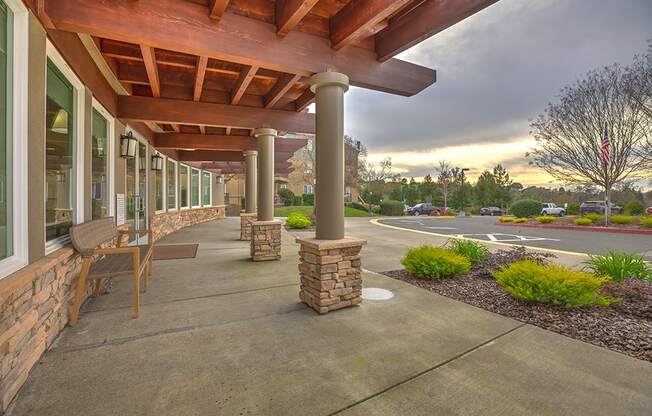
625;41;652;162
530;63;652;222
359;157;399;183
435;159;453;211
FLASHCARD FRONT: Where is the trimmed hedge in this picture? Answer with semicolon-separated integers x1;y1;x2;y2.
346;201;367;211
499;216;514;222
641;217;652;228
510;199;542;218
625;201;645;216
293;196;303;206
380;200;404;216
513;217;528;223
302;193;315;206
536;216;555;224
401;246;470;279
575;218;592;226
611;215;633;225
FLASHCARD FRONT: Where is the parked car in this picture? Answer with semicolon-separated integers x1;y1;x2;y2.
646;206;652;215
540;202;565;216
579;201;623;215
407;203;438;216
479;207;503;216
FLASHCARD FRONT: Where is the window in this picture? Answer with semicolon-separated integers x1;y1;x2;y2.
202;171;211;206
179;164;189;208
155;157;164;212
345;186;352;202
0;0;28;278
303;184;313;194
305;161;313;174
166;159;176;210
191;168;200;207
91;108;108;219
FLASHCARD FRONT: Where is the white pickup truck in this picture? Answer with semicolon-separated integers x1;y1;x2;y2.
541;203;566;216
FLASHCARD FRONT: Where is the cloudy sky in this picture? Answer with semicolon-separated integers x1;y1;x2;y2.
342;0;652;187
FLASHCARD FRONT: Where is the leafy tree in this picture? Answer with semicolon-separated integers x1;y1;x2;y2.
475;171;498;207
419;174;438;203
450;168;472;211
404;179;420;206
492;164;513;209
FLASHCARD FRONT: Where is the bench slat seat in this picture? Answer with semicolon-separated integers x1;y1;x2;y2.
88;245;151;279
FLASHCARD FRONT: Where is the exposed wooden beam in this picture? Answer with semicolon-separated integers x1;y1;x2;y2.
208;0;230;21
170;123;180;133
194;56;209;101
330;0;411;50
264;73;301;109
225;126;232;135
376;0;499;62
178;150;244;162
155;134;256;151
231;65;258;105
295;89;314;112
199;125;206;134
139;44;160;97
46;0;436;96
118;95;316;133
275;0;319;37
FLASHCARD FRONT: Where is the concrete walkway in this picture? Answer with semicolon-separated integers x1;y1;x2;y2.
8;218;652;415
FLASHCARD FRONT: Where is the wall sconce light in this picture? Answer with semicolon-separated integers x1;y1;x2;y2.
120;131;138;158
216;176;223;184
151;153;164;171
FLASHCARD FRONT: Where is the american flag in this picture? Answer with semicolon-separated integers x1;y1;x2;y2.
601;125;610;167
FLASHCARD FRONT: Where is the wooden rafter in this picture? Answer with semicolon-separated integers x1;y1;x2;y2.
264;73;301;109
376;0;499;62
117;95;316;133
156;134;256;151
139;44;160;97
225;126;232;135
45;0;436;96
208;0;230;21
178;150;244;162
194;56;209;101
231;65;258;105
330;0;412;50
294;89;314;112
199;125;206;134
275;0;320;37
170;123;180;133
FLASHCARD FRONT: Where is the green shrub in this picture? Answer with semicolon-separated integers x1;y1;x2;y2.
346;201;367;211
499;216;514;223
584;251;651;282
401;246;471;279
380;200;405;216
574;218;592;226
241;197;245;210
286;213;312;229
493;260;611;308
302;193;315;206
584;213;602;222
446;239;488;265
278;188;295;206
567;203;580;215
512;217;528;223
510;199;542;218
625;201;645;216
640;217;652;228
536;216;555;224
611;215;633;225
293;196;303;206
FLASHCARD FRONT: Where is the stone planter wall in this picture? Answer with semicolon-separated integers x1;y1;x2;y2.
250;221;282;261
151;205;226;242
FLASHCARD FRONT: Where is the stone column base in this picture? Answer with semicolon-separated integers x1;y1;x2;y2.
297;237;366;314
240;213;257;241
250;220;282;261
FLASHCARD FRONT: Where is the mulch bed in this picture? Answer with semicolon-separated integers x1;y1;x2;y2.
383;255;652;362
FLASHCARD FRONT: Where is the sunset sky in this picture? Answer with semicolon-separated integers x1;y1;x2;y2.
341;0;652;188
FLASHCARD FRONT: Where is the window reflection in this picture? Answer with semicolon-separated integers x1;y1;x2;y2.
91;109;108;219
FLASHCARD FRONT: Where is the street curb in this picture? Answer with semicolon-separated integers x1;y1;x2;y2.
496;222;652;235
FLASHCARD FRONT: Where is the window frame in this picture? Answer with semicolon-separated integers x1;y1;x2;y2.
90;97;115;218
202;171;212;206
179;163;190;209
190;167;201;208
304;184;313;194
166;158;177;211
0;0;28;279
45;39;86;254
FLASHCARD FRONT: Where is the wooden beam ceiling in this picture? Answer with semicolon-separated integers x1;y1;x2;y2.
330;0;412;50
155;134;256;151
231;65;258;105
44;0;436;96
208;0;230;21
264;73;301;109
295;89;315;112
376;0;499;62
178;150;244;162
275;0;320;37
118;95;316;133
139;44;160;97
194;56;208;101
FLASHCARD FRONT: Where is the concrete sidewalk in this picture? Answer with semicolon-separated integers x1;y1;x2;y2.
8;218;652;415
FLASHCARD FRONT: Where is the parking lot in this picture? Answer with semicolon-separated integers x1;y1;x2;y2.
377;216;652;260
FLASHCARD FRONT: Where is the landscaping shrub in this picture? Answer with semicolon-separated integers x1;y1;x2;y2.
446;239;488;265
510;199;542;218
584;251;651;282
302;193;315;206
380;200;405;216
640;217;652;228
567;203;580;215
493;260;611;307
611;215;633;225
584;213;602;222
401;246;471;279
512;217;528;223
293;196;303;206
472;246;555;278
536;215;555;224
499;216;514;222
625;201;645;216
575;218;592;226
286;212;312;229
278;188;295;206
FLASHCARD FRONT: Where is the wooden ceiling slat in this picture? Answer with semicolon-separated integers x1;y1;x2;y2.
199;125;206;134
231;65;258;105
376;0;499;62
294;89;314;112
275;0;320;37
264;73;301;109
209;0;230;21
330;0;411;50
179;150;244;162
139;44;160;97
155;133;256;151
194;56;209;101
225;126;232;135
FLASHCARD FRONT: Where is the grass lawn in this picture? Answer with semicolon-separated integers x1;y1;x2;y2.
274;205;372;217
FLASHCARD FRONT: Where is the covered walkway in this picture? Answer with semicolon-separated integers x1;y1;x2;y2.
9;219;652;415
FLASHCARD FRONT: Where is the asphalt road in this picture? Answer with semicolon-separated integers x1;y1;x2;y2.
377;216;652;260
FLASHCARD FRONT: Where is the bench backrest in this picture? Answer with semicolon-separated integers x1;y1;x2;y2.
70;217;118;256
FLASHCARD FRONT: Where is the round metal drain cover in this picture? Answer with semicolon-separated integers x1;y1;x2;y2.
362;288;394;301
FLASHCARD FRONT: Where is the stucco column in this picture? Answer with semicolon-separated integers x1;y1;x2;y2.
244;150;258;213
213;174;225;206
310;72;349;240
253;128;277;222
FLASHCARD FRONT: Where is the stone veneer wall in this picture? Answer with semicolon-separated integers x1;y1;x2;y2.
151;205;226;242
250;221;282;261
240;213;257;241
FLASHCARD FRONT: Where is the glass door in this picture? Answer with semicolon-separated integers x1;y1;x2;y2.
124;131;147;244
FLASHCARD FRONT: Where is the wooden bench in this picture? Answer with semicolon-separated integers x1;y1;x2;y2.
68;217;154;326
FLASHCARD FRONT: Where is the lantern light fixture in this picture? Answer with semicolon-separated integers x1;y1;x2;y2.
151;153;164;171
216;175;223;184
120;131;138;159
